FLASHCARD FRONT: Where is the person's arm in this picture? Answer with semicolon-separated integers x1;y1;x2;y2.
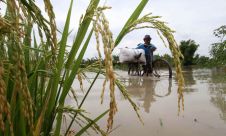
136;43;143;49
150;44;156;52
151;47;156;52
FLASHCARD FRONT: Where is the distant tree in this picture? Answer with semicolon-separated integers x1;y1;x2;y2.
210;25;226;65
194;54;211;67
153;54;174;66
153;54;161;59
179;39;199;66
162;54;174;66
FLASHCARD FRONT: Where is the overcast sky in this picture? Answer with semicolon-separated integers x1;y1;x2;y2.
33;0;226;58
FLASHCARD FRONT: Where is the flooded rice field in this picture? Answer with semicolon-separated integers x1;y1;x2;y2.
66;68;226;136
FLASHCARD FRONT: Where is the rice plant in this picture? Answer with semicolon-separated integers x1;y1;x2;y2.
0;0;184;135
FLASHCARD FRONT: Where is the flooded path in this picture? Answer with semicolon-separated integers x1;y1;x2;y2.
67;68;226;136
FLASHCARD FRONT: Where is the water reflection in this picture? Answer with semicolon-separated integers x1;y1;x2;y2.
211;94;226;122
183;67;196;86
83;69;226;136
208;68;226;122
141;78;156;113
120;77;172;113
185;68;226;122
182;67;197;93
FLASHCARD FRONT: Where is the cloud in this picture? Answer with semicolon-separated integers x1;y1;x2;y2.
34;0;226;58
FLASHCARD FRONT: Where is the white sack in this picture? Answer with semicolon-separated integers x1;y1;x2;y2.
119;48;146;63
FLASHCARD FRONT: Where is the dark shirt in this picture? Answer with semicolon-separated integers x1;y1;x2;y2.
136;43;156;57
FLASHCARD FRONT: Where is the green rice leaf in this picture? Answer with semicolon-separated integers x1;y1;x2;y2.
45;0;74;119
75;110;109;136
65;0;100;69
54;29;93;136
60;29;93;104
114;0;149;47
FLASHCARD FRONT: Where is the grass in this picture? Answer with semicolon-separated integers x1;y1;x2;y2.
0;0;184;135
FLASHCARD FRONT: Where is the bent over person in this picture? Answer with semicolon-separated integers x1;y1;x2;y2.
136;35;157;74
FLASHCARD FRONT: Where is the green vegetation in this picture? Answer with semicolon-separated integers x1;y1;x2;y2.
189;25;226;68
0;0;184;135
210;25;226;66
190;25;226;68
180;25;226;68
179;40;199;66
193;55;213;67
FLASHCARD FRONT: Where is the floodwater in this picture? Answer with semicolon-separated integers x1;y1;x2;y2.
66;68;226;136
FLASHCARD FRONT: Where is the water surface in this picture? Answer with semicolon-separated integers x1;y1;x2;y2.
67;68;226;136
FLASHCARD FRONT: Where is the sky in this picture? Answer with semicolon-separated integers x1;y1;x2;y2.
2;0;226;58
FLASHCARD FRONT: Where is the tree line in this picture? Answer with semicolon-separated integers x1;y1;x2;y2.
178;25;226;67
82;25;226;68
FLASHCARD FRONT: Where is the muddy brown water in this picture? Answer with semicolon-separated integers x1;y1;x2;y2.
65;68;226;136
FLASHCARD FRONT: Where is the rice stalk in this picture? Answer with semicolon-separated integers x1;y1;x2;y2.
6;0;34;134
114;0;149;47
64;71;100;136
93;8;117;131
70;88;79;107
65;0;100;69
45;0;74;119
1;0;185;135
93;10;103;67
43;0;57;50
0;61;13;135
78;112;107;136
77;73;84;92
73;118;91;136
157;30;167;48
75;110;109;136
58;107;86;117
0;17;13;34
75;116;96;136
100;79;107;104
177;85;184;115
1;0;56;135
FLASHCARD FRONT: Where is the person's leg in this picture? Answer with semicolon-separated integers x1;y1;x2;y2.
145;55;151;75
150;53;154;73
128;63;131;75
147;55;151;72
